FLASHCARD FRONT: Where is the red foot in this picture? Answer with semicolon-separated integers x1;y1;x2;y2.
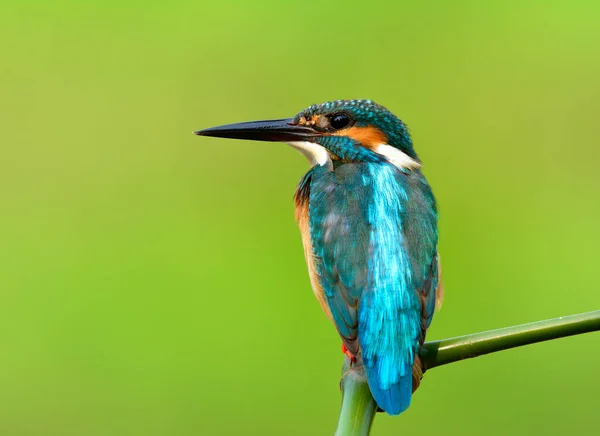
341;343;357;364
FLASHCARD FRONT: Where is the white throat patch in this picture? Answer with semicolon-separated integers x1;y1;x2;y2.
288;141;331;167
287;141;420;170
374;144;421;170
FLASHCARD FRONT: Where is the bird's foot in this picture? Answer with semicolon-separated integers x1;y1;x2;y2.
341;343;357;364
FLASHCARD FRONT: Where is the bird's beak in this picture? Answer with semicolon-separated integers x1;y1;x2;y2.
194;118;318;142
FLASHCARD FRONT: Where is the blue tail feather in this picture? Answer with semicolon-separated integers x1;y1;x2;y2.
364;361;412;415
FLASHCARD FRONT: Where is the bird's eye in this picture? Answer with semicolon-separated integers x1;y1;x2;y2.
330;113;350;130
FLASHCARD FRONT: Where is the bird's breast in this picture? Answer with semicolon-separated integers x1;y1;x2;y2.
294;171;333;321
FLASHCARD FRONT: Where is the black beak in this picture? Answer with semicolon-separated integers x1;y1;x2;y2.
194;118;318;142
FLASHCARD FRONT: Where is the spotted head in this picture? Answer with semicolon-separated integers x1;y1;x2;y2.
195;99;421;170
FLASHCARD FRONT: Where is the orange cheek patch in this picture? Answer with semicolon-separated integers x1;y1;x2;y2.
334;126;388;147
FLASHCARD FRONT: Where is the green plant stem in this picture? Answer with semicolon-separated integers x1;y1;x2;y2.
335;310;600;436
421;310;600;371
335;356;376;436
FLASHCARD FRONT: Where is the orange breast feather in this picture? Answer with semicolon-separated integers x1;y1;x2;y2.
294;192;333;321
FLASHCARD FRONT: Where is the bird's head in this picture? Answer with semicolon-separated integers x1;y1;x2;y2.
195;99;420;169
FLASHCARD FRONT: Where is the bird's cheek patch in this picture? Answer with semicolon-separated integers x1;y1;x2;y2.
335;126;388;148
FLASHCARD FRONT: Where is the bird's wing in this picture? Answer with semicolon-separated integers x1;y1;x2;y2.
403;171;441;345
307;164;373;355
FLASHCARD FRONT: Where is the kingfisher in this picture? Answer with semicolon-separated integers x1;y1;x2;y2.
194;100;443;415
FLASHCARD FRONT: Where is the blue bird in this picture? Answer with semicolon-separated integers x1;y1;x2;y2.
195;100;443;415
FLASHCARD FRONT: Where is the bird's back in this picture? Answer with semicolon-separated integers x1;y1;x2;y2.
295;161;439;414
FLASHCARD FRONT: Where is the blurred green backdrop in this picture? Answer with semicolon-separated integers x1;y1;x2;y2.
1;1;599;435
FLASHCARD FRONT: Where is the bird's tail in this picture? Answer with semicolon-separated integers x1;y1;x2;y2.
363;357;412;415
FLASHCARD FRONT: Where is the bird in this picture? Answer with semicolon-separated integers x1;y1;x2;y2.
194;99;443;415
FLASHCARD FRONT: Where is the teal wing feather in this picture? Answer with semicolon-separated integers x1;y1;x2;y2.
404;171;440;341
308;162;438;414
308;163;371;354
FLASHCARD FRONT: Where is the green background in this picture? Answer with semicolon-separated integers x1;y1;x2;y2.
1;1;599;435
